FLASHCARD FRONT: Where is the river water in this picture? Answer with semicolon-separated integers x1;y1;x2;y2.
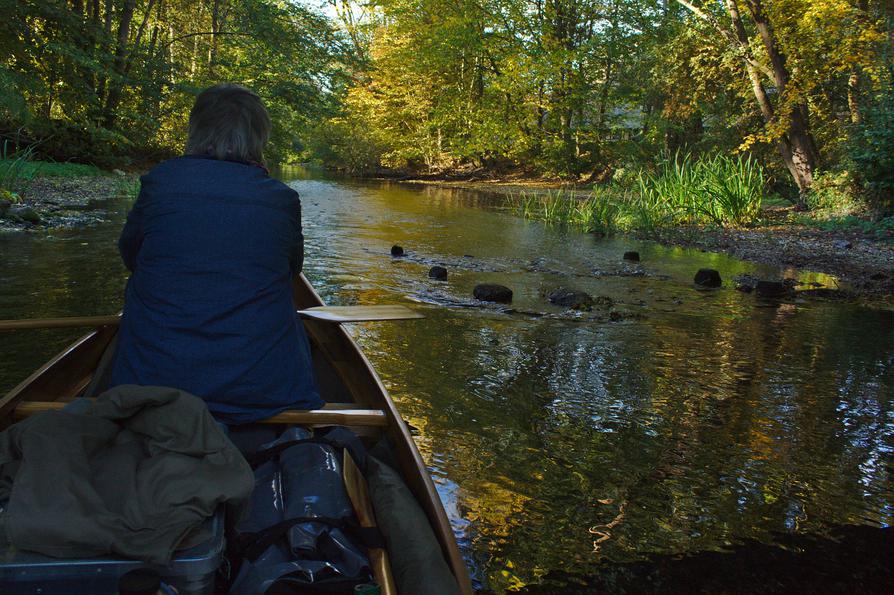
1;167;892;592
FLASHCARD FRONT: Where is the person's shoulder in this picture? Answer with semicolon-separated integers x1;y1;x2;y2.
142;156;206;185
146;155;260;178
259;176;300;204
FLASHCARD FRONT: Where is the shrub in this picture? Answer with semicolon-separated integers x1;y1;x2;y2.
849;92;894;215
807;171;863;215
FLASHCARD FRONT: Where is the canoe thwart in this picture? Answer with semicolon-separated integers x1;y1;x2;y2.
13;401;388;426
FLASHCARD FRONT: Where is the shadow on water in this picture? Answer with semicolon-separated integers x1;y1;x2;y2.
1;167;892;593
512;525;894;594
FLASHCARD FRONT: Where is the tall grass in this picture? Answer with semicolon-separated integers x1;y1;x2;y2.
0;141;37;196
513;187;623;234
696;153;764;225
636;152;764;227
512;152;766;233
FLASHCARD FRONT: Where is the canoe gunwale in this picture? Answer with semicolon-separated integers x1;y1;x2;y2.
0;274;473;593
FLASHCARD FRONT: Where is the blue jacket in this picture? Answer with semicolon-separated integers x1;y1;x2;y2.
110;155;322;424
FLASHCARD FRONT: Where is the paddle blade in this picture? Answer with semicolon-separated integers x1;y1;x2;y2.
299;305;424;323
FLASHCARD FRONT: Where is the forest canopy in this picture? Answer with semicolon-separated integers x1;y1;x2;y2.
2;0;893;210
0;0;349;164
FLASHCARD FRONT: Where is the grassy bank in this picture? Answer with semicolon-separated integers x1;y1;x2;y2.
1;145;110;201
512;153;766;234
1;151;133;200
510;153;893;241
1;154;139;230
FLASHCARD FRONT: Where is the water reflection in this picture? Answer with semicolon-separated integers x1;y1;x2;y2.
0;167;892;592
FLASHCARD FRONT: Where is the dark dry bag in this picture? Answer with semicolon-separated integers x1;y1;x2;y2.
228;427;379;595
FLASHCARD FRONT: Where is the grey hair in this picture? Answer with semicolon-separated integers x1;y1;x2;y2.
185;83;271;164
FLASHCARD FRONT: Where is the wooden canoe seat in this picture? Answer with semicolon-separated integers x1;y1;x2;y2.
13;401;388;426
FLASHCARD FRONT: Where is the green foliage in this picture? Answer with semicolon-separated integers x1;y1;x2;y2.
514;152;766;233
304;117;385;173
0;142;37;193
16;161;104;178
513;188;624;234
806;171;864;215
696;153;765;226
1;156;105;181
2;0;347;166
115;177;141;198
789;213;894;241
5;0;893;196
636;153;765;227
849;91;894;215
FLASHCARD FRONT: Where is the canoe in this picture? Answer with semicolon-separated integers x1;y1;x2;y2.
0;273;473;593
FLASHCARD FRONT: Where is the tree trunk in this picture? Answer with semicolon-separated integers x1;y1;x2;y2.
102;0;137;127
209;0;223;77
848;71;861;124
744;0;819;201
677;0;821;202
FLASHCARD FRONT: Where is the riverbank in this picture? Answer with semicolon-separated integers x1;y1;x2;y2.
379;167;590;196
398;177;894;296
653;221;894;295
6;168;891;296
0;167;137;232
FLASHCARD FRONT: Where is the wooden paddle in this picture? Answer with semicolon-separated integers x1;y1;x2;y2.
13;401;390;426
0;305;423;331
343;450;397;595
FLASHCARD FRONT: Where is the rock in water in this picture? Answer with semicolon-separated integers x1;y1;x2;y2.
9;205;41;224
623;251;640;262
694;268;722;287
474;283;513;303
428;266;448;280
0;198;11;217
390;245;405;257
548;287;594;310
733;274;758;293
755;280;788;297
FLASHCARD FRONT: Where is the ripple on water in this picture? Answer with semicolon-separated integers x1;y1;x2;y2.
1;171;892;592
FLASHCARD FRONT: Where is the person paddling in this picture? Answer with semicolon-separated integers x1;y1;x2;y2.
110;83;322;423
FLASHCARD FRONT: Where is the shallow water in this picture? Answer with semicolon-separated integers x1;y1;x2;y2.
1;167;892;591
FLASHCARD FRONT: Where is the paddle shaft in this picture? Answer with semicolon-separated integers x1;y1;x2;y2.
14;401;389;426
0;305;422;331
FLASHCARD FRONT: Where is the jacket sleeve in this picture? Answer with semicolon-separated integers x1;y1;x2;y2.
289;194;304;275
119;189;146;272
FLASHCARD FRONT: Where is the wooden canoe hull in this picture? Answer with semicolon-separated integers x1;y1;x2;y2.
0;274;472;593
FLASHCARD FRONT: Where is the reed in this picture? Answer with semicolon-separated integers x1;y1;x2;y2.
0;141;37;195
512;152;765;233
635;152;765;227
512;188;624;233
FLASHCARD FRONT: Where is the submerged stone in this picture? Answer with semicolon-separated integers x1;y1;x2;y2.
755;280;789;297
548;287;594;310
694;268;722;288
428;266;448;280
734;274;758;293
9;205;41;224
623;251;640;262
474;283;513;303
390;245;405;257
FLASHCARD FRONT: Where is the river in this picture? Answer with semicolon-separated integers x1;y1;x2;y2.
1;167;892;592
